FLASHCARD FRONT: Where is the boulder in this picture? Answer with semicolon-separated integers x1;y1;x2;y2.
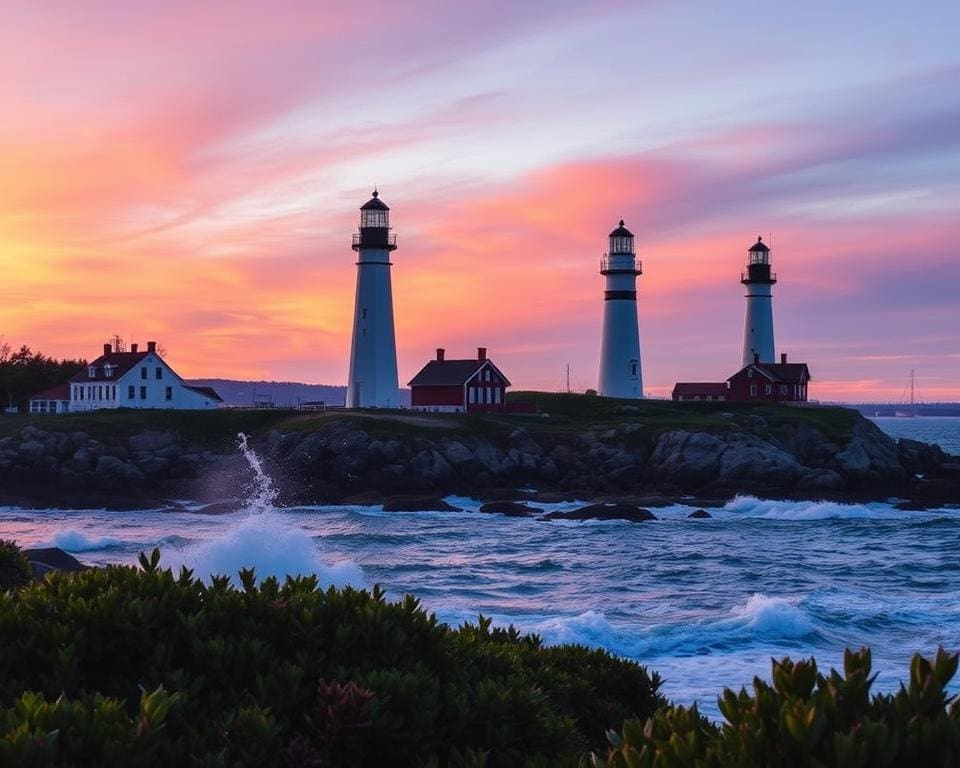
22;547;87;572
478;501;542;517
129;431;177;454
442;440;475;466
410;449;454;482
544;503;656;522
382;496;462;512
192;501;244;515
688;509;712;519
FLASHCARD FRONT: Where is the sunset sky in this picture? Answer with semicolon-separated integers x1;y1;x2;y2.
2;1;958;401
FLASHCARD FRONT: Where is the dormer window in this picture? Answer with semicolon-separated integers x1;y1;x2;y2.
104;365;114;378
88;366;96;378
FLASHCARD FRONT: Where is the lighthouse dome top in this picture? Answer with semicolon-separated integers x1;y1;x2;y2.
748;235;769;253
360;189;390;211
609;219;633;238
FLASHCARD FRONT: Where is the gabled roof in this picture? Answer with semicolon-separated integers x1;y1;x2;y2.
408;358;511;388
729;362;811;385
69;352;150;383
672;382;728;396
29;383;71;401
184;385;223;402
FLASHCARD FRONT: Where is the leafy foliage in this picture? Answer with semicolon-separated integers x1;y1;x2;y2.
0;346;86;413
0;540;32;592
592;647;960;767
0;551;664;766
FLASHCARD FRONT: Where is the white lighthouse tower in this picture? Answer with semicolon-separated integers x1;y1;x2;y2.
346;190;400;408
598;220;643;399
740;235;777;368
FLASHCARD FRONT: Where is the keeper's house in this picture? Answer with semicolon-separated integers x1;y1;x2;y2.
66;341;222;412
672;353;810;404
408;347;510;413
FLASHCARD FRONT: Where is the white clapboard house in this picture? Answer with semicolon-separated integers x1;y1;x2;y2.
66;342;222;412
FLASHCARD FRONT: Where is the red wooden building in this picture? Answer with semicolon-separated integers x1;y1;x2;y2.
408;348;511;413
671;382;729;402
726;354;810;403
672;354;811;404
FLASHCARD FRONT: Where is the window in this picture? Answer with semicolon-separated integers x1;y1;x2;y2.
362;308;367;319
99;385;104;400
494;388;501;404
104;366;113;378
88;367;96;378
141;367;147;380
485;369;491;382
468;387;476;404
140;386;147;400
749;384;757;397
764;384;772;395
165;386;172;401
747;369;753;378
156;367;162;380
780;385;788;396
128;385;135;400
631;362;638;377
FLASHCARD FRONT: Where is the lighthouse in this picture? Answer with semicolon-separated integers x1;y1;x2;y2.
598;220;643;399
346;190;400;408
741;236;777;368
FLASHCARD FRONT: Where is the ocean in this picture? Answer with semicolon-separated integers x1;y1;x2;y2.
1;416;957;720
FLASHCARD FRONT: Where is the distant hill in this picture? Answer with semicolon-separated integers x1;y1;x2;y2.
186;379;411;409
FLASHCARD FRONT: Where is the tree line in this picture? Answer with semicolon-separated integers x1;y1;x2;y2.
0;340;87;412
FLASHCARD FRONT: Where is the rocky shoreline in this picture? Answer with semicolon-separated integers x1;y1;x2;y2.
1;407;958;511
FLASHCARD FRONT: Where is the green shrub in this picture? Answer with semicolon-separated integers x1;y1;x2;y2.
0;540;32;592
592;647;960;767
0;550;663;766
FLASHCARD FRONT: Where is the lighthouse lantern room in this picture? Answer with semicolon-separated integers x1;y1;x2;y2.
346;190;400;408
598;220;643;399
740;235;777;369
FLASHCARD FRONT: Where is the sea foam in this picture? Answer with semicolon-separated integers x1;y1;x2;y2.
164;511;365;587
41;531;124;552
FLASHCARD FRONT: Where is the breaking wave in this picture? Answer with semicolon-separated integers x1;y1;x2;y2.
41;531;124;552
163;511;365;587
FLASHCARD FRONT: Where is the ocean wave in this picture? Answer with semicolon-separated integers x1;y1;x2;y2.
40;531;124;552
722;496;900;520
161;511;365;588
438;592;818;662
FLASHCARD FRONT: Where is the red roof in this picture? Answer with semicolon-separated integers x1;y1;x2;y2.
29;383;71;401
672;382;728;397
408;358;511;388
69;351;150;383
729;362;811;385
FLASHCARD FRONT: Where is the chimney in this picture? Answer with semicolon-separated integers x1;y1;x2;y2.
103;343;112;356
753;352;760;365
781;353;787;364
436;348;445;362
131;343;138;353
478;347;487;362
147;341;157;353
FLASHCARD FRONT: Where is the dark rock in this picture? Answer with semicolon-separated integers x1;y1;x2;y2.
192;501;243;515
544;503;657;522
382;495;462;512
688;509;712;519
28;561;59;579
478;501;542;517
129;431;177;454
22;547;87;572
